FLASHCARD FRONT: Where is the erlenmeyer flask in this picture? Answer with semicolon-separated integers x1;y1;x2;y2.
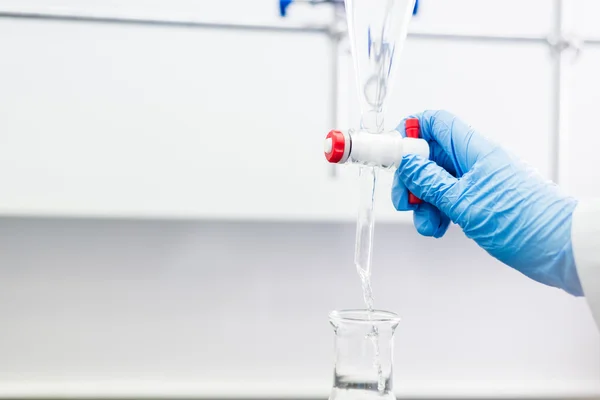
329;310;401;400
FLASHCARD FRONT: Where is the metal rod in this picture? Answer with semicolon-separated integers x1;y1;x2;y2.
0;11;330;34
408;31;548;45
0;10;553;45
550;0;564;184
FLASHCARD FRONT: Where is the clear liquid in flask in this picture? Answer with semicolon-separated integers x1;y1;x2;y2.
329;310;400;400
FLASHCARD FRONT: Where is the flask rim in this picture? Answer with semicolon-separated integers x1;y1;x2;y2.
329;309;400;324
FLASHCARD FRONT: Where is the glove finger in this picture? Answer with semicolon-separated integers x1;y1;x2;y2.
417;110;497;176
413;203;451;238
391;169;419;211
396;154;459;218
396;117;457;175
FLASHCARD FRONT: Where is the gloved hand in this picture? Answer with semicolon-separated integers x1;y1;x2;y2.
392;110;582;296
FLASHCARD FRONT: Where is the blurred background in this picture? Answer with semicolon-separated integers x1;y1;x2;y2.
0;0;599;398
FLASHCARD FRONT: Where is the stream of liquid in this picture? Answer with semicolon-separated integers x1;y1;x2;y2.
354;166;384;393
355;167;377;288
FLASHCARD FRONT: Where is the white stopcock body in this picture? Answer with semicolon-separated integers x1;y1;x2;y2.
324;129;430;169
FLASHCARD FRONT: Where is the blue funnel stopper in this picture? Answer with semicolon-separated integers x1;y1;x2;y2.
279;0;293;16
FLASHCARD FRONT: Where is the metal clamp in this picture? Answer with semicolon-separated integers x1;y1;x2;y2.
548;33;583;63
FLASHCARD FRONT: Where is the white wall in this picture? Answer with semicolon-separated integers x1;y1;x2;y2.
0;0;599;398
0;0;559;221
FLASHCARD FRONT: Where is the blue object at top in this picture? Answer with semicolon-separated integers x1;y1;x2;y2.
279;0;418;18
279;0;293;16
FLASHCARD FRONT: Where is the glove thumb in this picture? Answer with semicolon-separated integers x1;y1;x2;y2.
394;154;459;218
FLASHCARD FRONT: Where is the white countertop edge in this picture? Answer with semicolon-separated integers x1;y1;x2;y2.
0;209;414;224
0;380;598;399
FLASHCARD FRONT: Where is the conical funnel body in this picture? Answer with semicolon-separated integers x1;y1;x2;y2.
345;0;415;132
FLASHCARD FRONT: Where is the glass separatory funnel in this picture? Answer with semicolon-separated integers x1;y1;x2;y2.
324;3;416;400
329;310;401;400
344;0;417;299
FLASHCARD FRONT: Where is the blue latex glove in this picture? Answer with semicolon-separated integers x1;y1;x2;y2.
392;110;582;296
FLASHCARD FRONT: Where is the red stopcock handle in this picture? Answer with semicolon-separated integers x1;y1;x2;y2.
405;118;423;205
